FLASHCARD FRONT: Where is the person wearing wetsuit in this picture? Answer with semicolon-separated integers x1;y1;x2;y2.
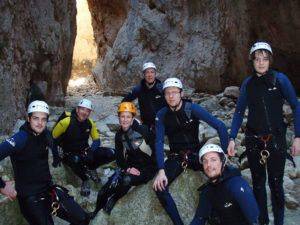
153;78;232;225
52;99;115;196
122;62;166;129
227;41;300;225
90;102;157;218
0;100;90;225
191;144;259;225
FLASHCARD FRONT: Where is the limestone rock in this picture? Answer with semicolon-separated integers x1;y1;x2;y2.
0;0;76;134
92;170;205;225
223;86;240;99
89;0;300;95
285;193;299;210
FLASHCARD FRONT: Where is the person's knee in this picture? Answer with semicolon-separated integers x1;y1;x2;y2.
106;147;115;159
122;175;132;186
155;188;168;198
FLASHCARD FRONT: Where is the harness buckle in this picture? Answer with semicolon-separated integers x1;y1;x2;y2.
180;151;191;172
181;161;188;172
51;201;60;216
259;149;270;165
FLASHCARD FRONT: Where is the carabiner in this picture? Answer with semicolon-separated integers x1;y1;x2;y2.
259;149;270;165
181;161;188;172
51;202;60;216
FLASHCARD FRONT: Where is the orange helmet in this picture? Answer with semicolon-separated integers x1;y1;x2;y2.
118;102;137;115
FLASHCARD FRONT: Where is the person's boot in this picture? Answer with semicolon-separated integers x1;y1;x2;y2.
103;194;118;215
86;169;101;183
87;211;97;220
80;180;90;197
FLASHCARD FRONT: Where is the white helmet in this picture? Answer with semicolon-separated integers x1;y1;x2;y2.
163;78;183;90
28;100;49;115
249;41;272;58
78;99;93;110
142;62;156;72
199;144;226;164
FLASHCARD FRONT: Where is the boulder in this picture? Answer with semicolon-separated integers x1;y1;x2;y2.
92;170;205;225
223;86;240;99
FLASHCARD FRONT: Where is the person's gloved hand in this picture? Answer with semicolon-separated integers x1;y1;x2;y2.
52;155;62;168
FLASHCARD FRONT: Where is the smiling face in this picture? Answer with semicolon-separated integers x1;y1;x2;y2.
164;87;182;108
202;152;222;181
144;68;156;84
253;50;271;75
27;112;48;134
76;106;91;122
119;111;134;131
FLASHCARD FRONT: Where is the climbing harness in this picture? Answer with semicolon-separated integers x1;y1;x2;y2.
259;135;272;165
51;188;60;216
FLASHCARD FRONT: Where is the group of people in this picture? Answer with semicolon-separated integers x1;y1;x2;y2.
0;41;299;225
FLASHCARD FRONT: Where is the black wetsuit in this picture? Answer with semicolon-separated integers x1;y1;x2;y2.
0;122;89;225
93;120;157;215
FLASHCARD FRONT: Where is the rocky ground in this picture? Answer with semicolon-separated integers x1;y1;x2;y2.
1;75;300;225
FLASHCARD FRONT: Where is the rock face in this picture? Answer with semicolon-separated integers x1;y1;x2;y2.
0;0;76;134
90;0;300;93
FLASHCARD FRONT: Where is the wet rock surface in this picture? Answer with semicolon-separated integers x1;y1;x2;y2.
1;80;300;224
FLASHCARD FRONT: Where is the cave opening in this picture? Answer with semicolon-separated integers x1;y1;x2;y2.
68;0;98;94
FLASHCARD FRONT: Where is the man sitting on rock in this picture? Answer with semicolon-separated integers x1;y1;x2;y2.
190;144;259;225
90;102;157;217
0;100;90;225
122;62;166;130
52;98;115;196
153;78;234;225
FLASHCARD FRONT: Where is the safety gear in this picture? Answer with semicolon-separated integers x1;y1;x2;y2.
199;144;226;163
78;99;93;110
142;62;156;72
27;100;49;115
118;102;137;115
163;78;183;90
249;42;272;58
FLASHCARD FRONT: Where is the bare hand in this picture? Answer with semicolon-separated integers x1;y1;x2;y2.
227;140;236;157
291;137;300;156
0;181;17;201
126;167;140;176
153;169;168;192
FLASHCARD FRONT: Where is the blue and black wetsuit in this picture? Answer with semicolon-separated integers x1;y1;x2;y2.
190;166;259;225
0;122;89;225
155;100;229;225
93;119;157;215
122;78;166;128
230;70;300;225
